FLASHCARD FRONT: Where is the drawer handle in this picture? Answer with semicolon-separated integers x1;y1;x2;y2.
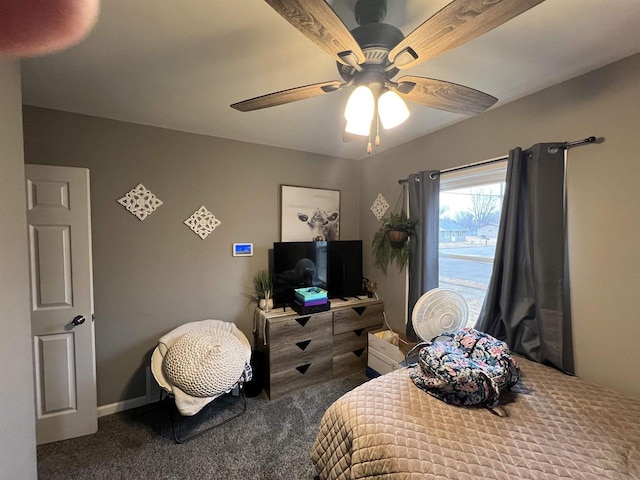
353;328;365;336
353;348;365;358
353;307;366;316
296;363;311;375
296;340;311;351
296;316;311;327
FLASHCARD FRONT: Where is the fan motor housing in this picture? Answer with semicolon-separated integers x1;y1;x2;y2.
354;0;388;25
337;22;404;82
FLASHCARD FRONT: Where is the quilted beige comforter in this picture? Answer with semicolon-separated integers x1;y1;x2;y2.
312;357;640;479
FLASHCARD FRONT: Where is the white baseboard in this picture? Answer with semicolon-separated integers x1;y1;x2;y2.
97;395;148;418
98;366;164;418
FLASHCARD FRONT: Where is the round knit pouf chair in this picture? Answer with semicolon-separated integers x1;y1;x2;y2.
151;320;251;443
163;328;246;398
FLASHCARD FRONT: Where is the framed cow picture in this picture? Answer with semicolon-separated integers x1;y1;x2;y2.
280;185;340;242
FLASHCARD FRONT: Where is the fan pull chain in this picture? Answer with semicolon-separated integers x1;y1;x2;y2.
367;112;381;154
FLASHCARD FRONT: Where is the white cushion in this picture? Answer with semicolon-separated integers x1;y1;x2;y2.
163;328;246;398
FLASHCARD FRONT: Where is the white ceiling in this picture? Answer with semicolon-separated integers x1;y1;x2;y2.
20;0;640;160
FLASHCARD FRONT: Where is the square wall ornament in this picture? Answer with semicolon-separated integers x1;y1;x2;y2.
117;183;163;221
370;193;389;221
184;206;221;240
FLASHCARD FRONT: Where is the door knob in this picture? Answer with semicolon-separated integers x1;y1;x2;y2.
71;315;86;326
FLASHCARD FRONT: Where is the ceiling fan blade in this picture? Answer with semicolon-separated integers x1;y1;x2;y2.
230;80;343;112
395;75;497;115
388;0;546;70
264;0;365;65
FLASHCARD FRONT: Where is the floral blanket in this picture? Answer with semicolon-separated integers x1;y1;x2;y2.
311;356;640;479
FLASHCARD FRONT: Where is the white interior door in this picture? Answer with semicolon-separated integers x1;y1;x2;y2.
25;164;97;445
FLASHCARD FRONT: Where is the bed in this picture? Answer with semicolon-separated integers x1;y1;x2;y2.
311;356;640;479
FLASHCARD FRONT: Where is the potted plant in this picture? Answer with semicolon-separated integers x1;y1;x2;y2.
372;210;417;274
248;269;273;311
362;277;378;298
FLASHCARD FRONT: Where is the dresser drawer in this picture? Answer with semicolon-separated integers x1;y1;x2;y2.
333;303;384;335
268;311;332;347
332;349;367;377
270;334;332;373
332;326;379;356
269;357;332;399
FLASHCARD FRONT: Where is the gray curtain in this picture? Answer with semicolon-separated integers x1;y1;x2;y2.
476;144;574;374
407;171;440;340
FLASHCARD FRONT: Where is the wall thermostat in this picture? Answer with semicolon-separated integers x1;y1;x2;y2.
232;243;253;257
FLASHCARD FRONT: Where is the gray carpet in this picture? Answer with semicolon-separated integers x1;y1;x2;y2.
37;372;368;480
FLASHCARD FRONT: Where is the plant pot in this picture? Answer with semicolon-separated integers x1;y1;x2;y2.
387;229;408;249
258;298;274;312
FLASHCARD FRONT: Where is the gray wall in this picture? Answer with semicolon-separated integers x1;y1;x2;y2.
21;109;361;406
21;52;640;406
0;60;38;479
359;52;640;400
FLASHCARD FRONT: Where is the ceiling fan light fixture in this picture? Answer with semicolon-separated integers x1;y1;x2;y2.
344;85;375;136
345;118;372;137
378;90;409;129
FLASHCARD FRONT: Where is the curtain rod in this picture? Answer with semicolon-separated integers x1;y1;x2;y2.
398;136;597;184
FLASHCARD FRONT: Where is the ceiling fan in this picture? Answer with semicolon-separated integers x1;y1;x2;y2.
231;0;545;151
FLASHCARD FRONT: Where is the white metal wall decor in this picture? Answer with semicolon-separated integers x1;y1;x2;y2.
370;193;389;221
184;206;221;239
117;183;163;221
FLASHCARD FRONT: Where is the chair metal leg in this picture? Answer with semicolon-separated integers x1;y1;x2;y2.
168;387;247;444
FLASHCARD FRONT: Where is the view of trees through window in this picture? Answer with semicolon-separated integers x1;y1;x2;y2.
439;178;506;327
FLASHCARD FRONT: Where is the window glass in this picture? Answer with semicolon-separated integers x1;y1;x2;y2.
438;162;507;327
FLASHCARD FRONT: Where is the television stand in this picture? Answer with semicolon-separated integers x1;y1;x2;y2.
337;295;363;301
254;297;384;399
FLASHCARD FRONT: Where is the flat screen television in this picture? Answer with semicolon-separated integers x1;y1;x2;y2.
327;240;363;299
273;241;328;308
273;240;363;307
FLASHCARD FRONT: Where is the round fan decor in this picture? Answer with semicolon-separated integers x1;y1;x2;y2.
412;288;468;341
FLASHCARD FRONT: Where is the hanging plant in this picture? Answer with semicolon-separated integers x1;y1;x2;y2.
372;182;417;274
372;210;417;273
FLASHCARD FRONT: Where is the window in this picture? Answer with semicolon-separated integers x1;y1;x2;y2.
438;161;507;327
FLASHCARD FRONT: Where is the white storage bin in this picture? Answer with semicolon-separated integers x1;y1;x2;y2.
367;329;416;376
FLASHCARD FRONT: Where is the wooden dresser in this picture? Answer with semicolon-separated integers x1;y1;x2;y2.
254;298;384;399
